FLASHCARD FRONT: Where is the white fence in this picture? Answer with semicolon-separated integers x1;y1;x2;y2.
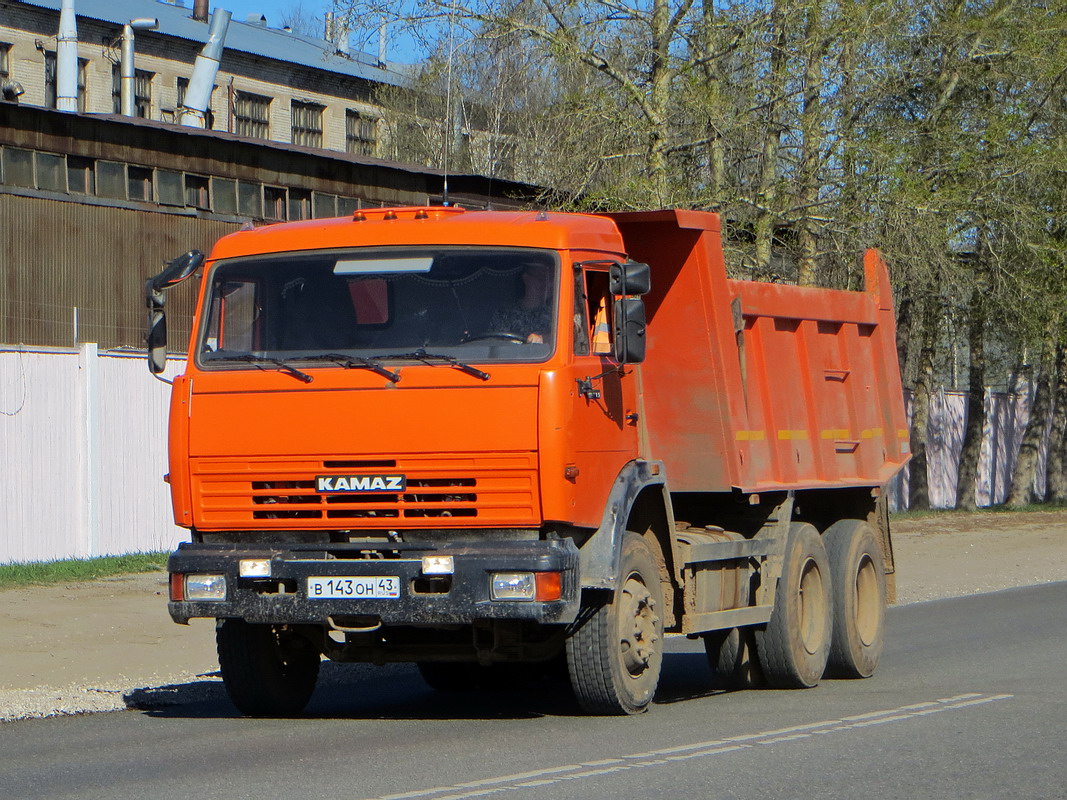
889;388;1048;510
0;345;183;564
0;347;1052;564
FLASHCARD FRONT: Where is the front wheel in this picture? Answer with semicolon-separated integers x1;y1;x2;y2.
567;533;664;714
216;619;320;717
755;523;832;688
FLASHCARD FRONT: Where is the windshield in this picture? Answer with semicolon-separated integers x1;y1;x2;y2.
196;247;559;368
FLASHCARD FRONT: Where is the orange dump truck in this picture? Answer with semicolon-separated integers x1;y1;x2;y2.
146;207;909;716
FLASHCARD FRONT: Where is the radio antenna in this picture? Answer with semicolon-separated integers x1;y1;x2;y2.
441;0;458;206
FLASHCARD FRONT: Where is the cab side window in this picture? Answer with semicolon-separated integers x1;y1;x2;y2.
581;270;612;356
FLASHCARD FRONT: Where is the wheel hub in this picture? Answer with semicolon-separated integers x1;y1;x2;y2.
619;575;661;677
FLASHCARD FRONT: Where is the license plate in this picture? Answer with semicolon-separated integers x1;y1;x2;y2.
307;576;400;599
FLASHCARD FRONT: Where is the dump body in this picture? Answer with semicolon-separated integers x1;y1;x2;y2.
611;209;909;493
154;206;909;716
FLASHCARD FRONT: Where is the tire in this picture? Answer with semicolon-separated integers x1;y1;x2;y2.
823;520;886;678
216;619;320;716
566;532;665;714
755;522;832;689
704;627;765;690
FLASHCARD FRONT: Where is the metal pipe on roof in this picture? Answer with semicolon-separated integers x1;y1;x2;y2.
56;0;79;113
180;8;231;128
192;0;209;23
120;18;158;117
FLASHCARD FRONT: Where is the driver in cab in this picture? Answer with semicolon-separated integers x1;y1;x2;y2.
488;262;552;343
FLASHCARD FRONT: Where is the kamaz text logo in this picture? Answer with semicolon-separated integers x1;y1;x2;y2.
315;475;407;493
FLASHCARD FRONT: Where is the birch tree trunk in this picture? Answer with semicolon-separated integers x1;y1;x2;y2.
955;289;987;509
908;296;939;510
752;0;788;277
1007;352;1052;506
1046;344;1067;503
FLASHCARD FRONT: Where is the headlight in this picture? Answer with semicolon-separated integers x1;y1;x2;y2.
490;572;535;601
185;573;227;601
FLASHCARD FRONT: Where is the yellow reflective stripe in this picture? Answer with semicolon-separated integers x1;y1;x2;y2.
860;428;884;439
777;430;809;440
821;429;850;439
736;430;766;441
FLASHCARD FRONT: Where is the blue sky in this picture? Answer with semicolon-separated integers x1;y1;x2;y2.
213;0;325;31
205;0;422;63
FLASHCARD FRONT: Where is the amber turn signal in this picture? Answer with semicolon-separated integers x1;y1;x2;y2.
534;571;562;602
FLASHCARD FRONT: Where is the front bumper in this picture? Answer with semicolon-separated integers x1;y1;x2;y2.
167;538;581;626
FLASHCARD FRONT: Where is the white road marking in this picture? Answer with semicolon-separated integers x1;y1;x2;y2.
362;692;1013;800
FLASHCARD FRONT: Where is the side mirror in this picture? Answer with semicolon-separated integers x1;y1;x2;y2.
145;250;204;375
609;261;650;296
149;250;204;293
613;296;647;364
146;302;169;374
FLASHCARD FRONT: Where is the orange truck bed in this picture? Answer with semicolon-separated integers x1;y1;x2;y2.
610;209;909;494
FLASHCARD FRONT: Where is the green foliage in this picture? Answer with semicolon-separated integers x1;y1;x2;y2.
0;553;168;589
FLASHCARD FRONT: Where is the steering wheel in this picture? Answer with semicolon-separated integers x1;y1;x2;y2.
461;331;526;344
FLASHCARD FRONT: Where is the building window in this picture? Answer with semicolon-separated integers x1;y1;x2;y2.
238;180;262;217
66;155;95;194
1;147;35;187
96;160;127;199
111;65;153;118
291;101;324;148
312;192;337;218
44;52;88;112
213;178;237;214
345;110;377;156
263;186;287;220
185;174;210;209
234;91;271;139
288;188;311;221
337;196;359;216
157;169;184;205
1;43;10;79
128;166;153;201
35;152;66;192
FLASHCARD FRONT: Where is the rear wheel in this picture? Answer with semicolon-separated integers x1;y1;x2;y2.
823;520;886;678
755;523;832;688
704;627;765;689
216;619;320;716
567;533;664;714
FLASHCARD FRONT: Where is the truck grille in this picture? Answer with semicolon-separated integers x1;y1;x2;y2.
190;454;538;528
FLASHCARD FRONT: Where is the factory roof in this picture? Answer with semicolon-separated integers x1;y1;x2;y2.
15;0;412;88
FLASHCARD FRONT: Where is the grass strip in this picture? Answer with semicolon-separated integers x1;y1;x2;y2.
0;552;168;590
891;502;1067;521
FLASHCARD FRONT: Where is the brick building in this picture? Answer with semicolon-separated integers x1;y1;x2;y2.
1;0;406;155
0;1;542;350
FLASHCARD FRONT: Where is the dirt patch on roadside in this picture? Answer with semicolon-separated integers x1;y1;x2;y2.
890;510;1067;604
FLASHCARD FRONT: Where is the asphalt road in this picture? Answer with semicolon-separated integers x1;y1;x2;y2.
2;583;1065;800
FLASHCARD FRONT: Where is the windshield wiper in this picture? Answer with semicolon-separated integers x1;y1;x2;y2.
207;353;313;384
312;354;401;383
373;349;490;381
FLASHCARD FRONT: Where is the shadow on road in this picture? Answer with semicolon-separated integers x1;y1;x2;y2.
125;651;719;721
